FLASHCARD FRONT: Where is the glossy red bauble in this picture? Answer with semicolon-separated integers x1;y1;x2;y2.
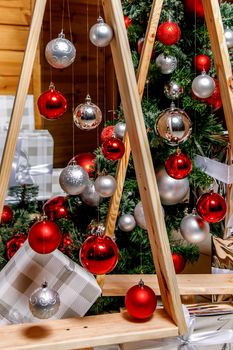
6;233;27;260
204;80;222;111
125;280;157;319
79;234;119;275
184;0;220;18
1;205;14;224
172;253;186;274
59;234;73;254
69;153;96;177
196;191;227;223
37;85;67;120
157;22;181;46
124;15;132;29
28;219;62;254
165;152;192;179
102;137;125;161
194;54;211;73
43;196;68;220
100;125;115;144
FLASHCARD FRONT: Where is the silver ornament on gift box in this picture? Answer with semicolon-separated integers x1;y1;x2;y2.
155;54;177;74
89;16;113;47
45;31;76;69
94;175;116;198
134;201;147;230
114;122;126;139
59;162;89;195
224;28;233;49
29;282;60;319
156;167;189;205
155;102;192;146
164;81;184;100
80;179;101;207
118;214;136;232
180;211;210;243
192;71;215;99
73;94;102;130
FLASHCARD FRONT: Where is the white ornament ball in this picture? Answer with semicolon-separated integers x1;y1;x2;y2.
224;28;233;49
94;175;116;198
80;180;101;207
155;54;177;74
180;213;210;243
192;72;215;99
134;202;147;230
29;282;60;319
73;94;102;130
59;163;89;195
45;32;76;69
114;122;126;139
118;214;136;232
89;16;113;47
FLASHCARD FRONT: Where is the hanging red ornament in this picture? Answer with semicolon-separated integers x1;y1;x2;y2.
193;54;211;73
137;37;145;55
172;253;186;274
59;234;73;254
125;280;157;320
102;137;125;161
80;233;119;275
196;191;227;223
1;205;14;224
69;153;96;177
100;125;115;144
37;82;67;120
204;80;222;111
43;196;68;220
6;233;27;260
28;219;62;254
165;150;192;179
157;22;181;46
124;15;132;29
184;0;220;19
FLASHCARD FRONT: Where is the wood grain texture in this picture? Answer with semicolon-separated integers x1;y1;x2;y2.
102;0;187;335
0;310;178;350
0;25;28;51
0;4;31;25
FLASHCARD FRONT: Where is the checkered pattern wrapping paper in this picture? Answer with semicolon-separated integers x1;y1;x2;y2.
52;168;66;196
0;241;102;325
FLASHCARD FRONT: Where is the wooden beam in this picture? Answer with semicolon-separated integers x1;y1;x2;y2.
102;0;187;335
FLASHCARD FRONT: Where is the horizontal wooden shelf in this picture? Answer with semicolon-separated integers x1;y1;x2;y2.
102;274;233;296
0;309;178;350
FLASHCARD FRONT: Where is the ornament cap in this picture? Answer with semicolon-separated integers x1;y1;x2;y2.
49;82;55;91
85;94;92;104
95;224;106;236
170;102;176;110
58;30;65;39
97;16;104;23
42;281;48;289
191;208;197;215
138;279;145;287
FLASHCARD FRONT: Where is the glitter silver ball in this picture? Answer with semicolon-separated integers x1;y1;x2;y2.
45;31;76;69
155;54;177;74
224;28;233;49
114;122;126;139
73;94;102;130
180;213;210;243
89;16;113;47
164;81;184;100
118;214;136;232
134;202;147;230
29;282;60;319
80;179;101;207
192;72;215;99
59;163;89;195
155;102;192;146
94;175;116;198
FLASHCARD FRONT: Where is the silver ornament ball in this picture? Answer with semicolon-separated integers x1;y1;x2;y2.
134;202;147;230
155;102;192;146
89;16;113;47
118;214;136;232
114;122;126;139
73;94;102;130
94;175;116;198
59;163;89;195
29;282;60;319
164;81;184;100
80;179;101;207
156;167;189;205
180;213;210;243
45;31;76;69
224;28;233;49
155;54;177;74
192;72;215;99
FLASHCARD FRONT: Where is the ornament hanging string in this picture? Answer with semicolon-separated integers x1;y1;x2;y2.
86;0;90;95
49;0;53;83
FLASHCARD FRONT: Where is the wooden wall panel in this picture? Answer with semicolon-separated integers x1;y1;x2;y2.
0;1;31;25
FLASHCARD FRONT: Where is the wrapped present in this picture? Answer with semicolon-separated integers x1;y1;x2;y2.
52;168;66;196
0;240;102;325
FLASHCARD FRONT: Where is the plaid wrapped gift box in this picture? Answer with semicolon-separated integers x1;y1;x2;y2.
0;241;102;325
52;168;66;196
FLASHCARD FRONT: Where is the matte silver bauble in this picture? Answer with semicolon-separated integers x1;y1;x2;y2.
180;213;210;243
156;167;189;205
45;31;76;69
94;175;116;198
29;282;60;319
73;94;102;130
59;163;89;195
164;81;184;100
155;102;192;146
192;71;215;99
155;54;177;74
118;214;136;232
134;201;147;230
114;122;126;139
224;28;233;49
89;16;113;47
80;180;101;207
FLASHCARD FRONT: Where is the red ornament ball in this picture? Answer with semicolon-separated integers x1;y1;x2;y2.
125;280;157;319
69;153;96;176
124;15;132;29
1;205;14;224
184;0;220;18
43;196;68;220
157;22;181;46
194;54;211;73
165;151;192;179
137;37;145;55
59;234;73;254
172;253;186;274
80;234;119;275
102;137;125;161
6;233;27;260
28;219;62;254
196;191;227;223
205;80;222;111
37;84;67;120
100;125;115;144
